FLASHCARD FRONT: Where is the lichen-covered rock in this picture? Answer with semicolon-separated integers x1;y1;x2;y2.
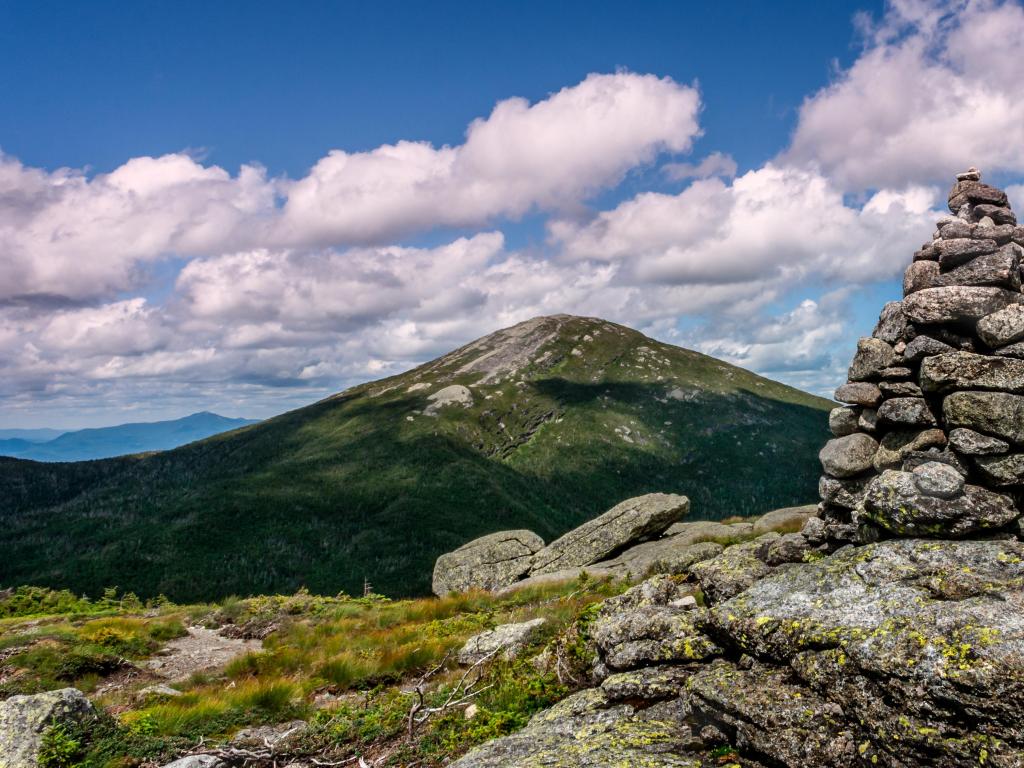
871;301;907;343
933;237;998;269
599;665;690;701
847;338;895;381
818;474;871;509
592;603;722;671
944;391;1024;444
903;259;939;294
687;660;858;767
711;539;1024;766
876;396;936;426
903;333;955;362
978;303;1024;348
920;351;1024;394
861;469;1017;536
948;427;1010;455
762;532;812;566
458;618;547;664
448;687;702;767
819;433;878;478
0;688;96;768
974;453;1024;486
871;428;946;471
932;245;1021;288
688;534;779;603
828;406;860;437
530;494;689;575
432;529;544;595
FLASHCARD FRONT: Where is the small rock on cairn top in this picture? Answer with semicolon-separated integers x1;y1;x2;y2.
817;168;1024;544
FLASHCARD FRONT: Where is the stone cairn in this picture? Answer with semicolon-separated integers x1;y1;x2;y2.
815;168;1024;546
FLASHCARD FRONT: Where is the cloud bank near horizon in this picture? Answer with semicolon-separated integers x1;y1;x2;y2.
5;0;1024;427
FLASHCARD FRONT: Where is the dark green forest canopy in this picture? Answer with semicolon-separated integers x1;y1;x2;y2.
0;316;830;601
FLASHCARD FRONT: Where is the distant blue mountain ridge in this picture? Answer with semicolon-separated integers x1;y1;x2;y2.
0;412;258;462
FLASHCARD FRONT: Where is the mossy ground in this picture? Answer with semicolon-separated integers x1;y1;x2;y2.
3;578;627;768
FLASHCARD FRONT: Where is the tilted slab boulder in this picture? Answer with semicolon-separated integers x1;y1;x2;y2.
529;493;688;575
432;529;544;595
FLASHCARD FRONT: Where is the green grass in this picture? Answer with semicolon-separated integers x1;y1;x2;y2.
3;575;630;767
0;316;830;601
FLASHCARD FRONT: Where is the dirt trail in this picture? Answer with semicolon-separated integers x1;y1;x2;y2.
145;626;261;682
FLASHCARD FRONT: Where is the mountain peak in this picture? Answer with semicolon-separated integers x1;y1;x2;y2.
421;314;633;386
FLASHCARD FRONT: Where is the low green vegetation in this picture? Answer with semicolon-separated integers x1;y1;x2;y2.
3;578;627;767
0;317;829;602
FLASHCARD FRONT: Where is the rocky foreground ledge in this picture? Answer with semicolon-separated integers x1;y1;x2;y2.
447;535;1024;767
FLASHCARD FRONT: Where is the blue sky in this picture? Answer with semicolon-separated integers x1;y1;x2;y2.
2;0;1024;428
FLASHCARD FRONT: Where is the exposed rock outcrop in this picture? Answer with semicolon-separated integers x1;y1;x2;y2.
529;493;689;574
458;618;547;665
0;688;95;768
432;529;544;595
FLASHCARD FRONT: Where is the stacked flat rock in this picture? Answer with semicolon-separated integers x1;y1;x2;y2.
818;168;1024;543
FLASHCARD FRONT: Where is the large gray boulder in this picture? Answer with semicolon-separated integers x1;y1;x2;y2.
432;529;544;595
0;688;95;768
457;618;547;665
688;534;780;603
529;493;689;575
860;468;1018;536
